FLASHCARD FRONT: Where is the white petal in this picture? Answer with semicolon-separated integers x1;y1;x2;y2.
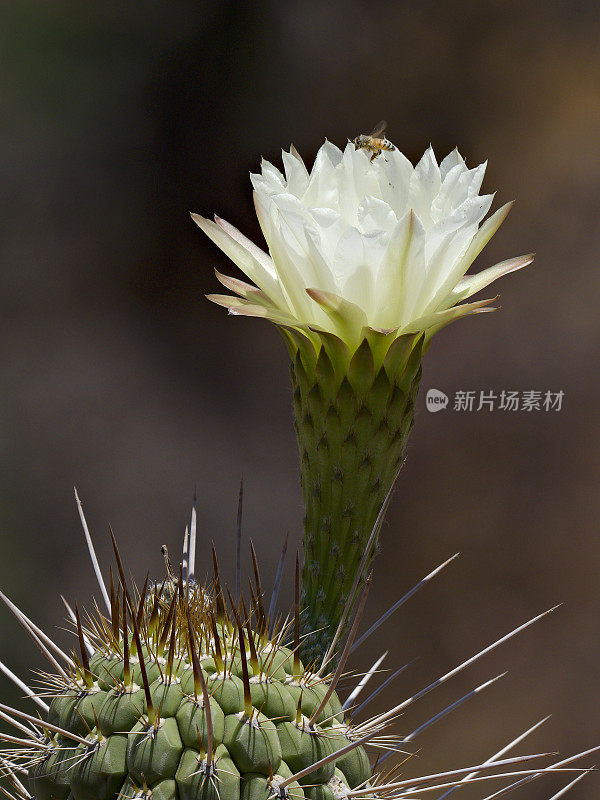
272;202;338;295
250;172;276;199
432;162;488;223
320;139;344;167
308;206;342;230
215;215;278;278
395;212;427;325
372;211;418;328
306;208;348;271
192;213;286;307
443;253;534;306
426;200;514;310
332;226;382;318
253;192;326;325
304;227;339;294
425;193;494;263
214;269;270;301
416;194;495;316
281;148;309;198
336;144;363;225
356;196;397;235
266;195;339;296
431;163;467;221
254;160;285;196
267;191;314;233
409;146;441;227
301;143;340;208
261;158;285;184
348;149;386;210
402;295;498;335
439;148;465;179
459;201;513;270
208;294;301;327
377;148;413;217
464;161;487;198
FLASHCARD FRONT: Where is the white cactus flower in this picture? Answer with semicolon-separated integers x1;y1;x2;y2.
195;140;533;347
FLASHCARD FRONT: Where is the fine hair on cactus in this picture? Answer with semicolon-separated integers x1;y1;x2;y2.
0;492;595;800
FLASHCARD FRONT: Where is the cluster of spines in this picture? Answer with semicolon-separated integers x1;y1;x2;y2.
0;532;389;800
0;492;596;800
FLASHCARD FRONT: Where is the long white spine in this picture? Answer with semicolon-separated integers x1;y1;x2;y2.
74;487;110;613
0;659;49;713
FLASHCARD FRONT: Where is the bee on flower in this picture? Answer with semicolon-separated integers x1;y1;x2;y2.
351;120;396;162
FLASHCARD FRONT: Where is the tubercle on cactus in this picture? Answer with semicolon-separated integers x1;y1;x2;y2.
0;494;596;800
0;516;390;800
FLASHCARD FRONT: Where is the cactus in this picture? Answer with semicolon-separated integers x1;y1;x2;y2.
0;496;592;799
198;140;536;662
0;132;593;799
284;327;423;663
0;524;385;800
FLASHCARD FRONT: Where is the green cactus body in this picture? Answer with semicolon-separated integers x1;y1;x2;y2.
22;571;371;800
0;496;564;800
282;326;423;661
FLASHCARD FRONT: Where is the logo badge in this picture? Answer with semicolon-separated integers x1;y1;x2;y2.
426;388;449;412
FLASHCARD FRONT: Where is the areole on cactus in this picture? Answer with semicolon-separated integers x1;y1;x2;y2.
195;139;534;659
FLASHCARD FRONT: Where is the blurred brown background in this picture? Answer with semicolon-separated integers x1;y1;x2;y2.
1;1;599;796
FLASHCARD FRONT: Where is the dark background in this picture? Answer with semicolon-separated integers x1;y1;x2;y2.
1;1;599;797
